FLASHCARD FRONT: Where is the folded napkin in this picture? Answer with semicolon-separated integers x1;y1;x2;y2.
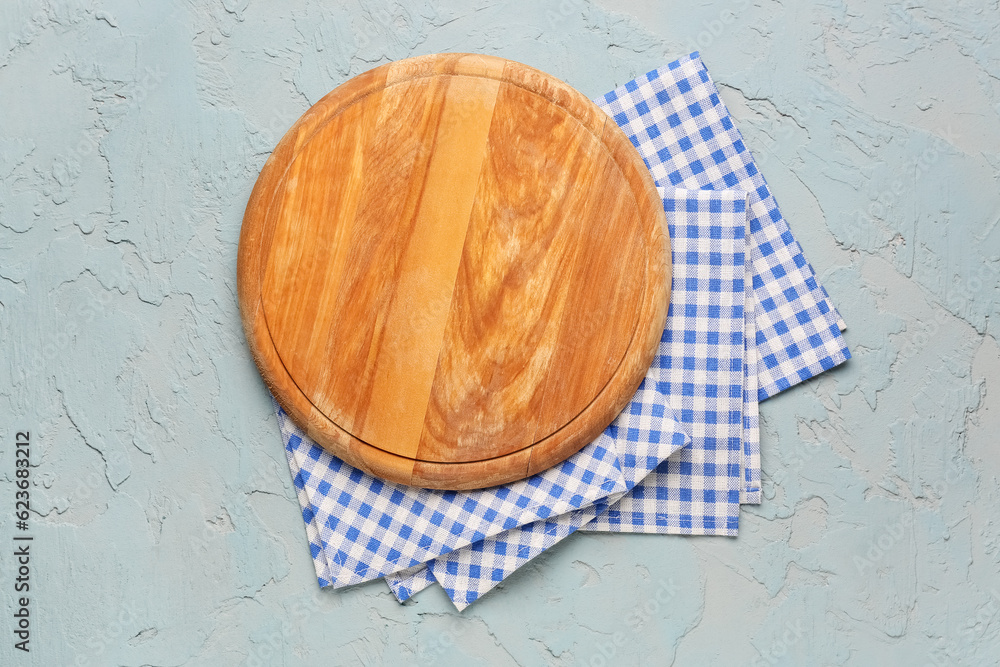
594;52;849;505
277;373;688;590
585;188;748;535
273;51;851;610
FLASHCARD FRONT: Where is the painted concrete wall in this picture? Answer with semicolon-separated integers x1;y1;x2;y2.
1;0;998;664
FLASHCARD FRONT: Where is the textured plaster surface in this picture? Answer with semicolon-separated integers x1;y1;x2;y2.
1;0;999;664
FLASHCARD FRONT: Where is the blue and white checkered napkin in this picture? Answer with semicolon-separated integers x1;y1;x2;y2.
277;370;689;591
593;51;850;504
274;52;851;610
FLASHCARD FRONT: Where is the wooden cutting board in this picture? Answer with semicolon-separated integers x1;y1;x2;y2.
238;53;670;490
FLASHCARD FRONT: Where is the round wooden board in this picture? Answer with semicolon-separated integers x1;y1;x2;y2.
238;53;670;490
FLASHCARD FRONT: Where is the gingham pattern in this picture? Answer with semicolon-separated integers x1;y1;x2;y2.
276;374;689;590
277;406;334;585
388;381;690;608
597;52;850;401
595;52;851;500
384;509;599;608
585;187;748;534
429;503;605;610
742;294;762;504
285;419;617;587
386;564;437;602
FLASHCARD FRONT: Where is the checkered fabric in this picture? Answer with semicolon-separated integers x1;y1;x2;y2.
276;371;689;591
385;564;437;602
427;503;607;610
743;294;762;503
384;502;607;608
595;52;851;502
584;187;748;534
387;381;690;609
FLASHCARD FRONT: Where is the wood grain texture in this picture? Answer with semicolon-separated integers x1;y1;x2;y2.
238;53;670;490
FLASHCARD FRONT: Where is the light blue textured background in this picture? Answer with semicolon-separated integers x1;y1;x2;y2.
2;1;999;664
